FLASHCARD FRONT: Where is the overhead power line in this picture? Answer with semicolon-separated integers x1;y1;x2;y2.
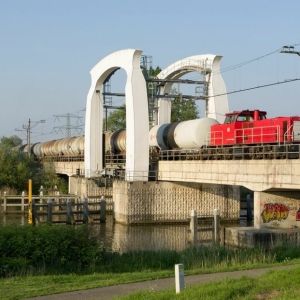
220;43;300;74
207;78;300;99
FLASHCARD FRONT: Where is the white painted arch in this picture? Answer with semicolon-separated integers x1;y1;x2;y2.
84;49;149;181
157;54;229;124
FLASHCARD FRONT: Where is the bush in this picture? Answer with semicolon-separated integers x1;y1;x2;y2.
0;225;100;276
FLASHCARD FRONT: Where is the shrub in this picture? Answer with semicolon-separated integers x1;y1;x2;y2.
0;225;100;276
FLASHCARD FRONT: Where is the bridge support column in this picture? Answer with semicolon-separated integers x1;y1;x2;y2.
254;191;300;229
113;180;240;224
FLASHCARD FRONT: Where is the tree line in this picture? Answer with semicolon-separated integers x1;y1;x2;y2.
0;136;67;194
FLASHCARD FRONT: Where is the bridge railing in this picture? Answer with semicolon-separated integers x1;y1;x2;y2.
159;144;300;161
41;156;84;162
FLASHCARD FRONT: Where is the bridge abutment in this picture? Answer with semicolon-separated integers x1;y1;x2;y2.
254;190;300;229
225;190;300;248
113;180;240;224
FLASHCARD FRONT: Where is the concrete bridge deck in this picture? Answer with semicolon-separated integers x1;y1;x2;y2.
157;159;300;192
51;158;300;192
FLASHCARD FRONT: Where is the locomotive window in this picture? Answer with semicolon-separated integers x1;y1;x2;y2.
237;115;253;122
224;116;231;124
237;116;247;121
224;115;236;123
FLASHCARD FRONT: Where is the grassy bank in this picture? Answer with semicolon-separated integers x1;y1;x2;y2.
1;225;300;299
119;265;300;300
2;225;300;277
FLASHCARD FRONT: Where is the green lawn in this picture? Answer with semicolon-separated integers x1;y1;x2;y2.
1;261;299;300
118;264;300;300
0;270;172;300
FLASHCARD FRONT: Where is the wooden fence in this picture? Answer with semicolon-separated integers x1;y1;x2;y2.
0;194;113;224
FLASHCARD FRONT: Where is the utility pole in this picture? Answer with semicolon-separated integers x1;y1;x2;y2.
26;118;31;156
16;118;46;157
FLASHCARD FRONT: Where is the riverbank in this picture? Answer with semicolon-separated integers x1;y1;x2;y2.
1;225;300;299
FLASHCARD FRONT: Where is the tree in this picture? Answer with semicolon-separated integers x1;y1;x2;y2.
0;145;41;193
0;135;22;149
0;136;68;194
41;162;68;194
105;107;126;131
171;96;199;122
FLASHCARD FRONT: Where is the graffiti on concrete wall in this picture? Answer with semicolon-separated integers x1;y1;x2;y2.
261;203;289;223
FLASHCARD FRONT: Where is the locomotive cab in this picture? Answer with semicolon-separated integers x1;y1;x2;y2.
224;110;267;124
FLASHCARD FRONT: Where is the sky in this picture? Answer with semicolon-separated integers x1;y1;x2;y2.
1;0;300;143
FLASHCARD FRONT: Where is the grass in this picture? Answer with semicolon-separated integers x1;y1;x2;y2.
118;264;300;300
0;270;172;300
1;259;300;300
1;225;300;299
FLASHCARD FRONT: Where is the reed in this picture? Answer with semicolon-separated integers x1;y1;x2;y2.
0;225;299;277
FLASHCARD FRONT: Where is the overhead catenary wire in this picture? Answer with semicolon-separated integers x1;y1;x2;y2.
207;78;300;99
219;43;300;74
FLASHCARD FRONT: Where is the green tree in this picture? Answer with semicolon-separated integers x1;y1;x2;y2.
0;146;41;193
171;96;199;122
41;162;68;194
0;135;22;149
0;136;68;194
105;107;126;131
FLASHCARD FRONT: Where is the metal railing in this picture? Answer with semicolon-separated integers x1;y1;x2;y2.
104;154;126;166
159;144;300;161
41;155;84;162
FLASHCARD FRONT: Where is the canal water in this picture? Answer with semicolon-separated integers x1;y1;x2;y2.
0;214;249;252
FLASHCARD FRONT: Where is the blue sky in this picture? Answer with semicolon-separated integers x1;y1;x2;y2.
1;0;300;142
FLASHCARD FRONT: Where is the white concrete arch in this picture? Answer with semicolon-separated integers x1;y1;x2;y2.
85;49;149;181
157;54;229;124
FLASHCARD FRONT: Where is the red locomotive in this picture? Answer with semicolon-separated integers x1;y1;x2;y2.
210;109;300;146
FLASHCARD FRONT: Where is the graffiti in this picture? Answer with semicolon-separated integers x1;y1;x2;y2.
261;203;289;223
296;209;300;221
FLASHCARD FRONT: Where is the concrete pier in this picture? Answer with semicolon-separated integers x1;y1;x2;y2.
225;227;300;248
113;181;240;224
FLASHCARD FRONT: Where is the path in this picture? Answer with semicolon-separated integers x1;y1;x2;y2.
27;264;298;300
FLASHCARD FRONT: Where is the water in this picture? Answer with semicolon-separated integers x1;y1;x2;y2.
0;214;245;252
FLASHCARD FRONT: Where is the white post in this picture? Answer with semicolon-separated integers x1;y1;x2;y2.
175;264;185;294
3;191;7;213
39;185;44;212
21;191;25;213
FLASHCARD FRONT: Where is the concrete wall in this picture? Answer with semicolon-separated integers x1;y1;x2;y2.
69;176;113;198
113;180;240;224
254;191;300;229
53;161;84;177
225;227;300;248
